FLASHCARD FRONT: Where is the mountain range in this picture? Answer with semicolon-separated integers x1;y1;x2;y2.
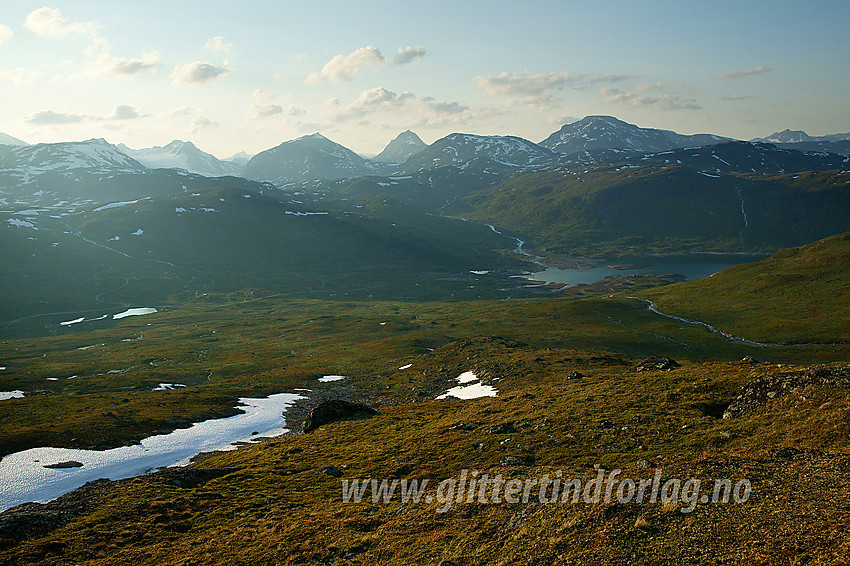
119;140;243;177
539;115;730;154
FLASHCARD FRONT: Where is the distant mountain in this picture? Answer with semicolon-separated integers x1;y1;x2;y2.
373;130;427;164
0;132;27;146
398;133;559;175
121;140;241;177
540;115;730;154
751;129;850;156
753;129;850;144
225;151;253;167
0;139;144;176
243;133;379;184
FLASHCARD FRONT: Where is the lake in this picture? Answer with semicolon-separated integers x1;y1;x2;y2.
526;254;766;286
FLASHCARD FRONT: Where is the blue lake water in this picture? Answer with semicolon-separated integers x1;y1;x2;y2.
527;254;766;286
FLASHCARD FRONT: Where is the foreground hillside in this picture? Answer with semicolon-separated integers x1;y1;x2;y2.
1;231;849;564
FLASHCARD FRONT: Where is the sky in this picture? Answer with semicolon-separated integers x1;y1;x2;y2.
1;0;848;158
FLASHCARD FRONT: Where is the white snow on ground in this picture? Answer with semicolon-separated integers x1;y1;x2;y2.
93;200;139;212
318;375;345;382
59;317;85;326
456;371;478;383
175;207;187;213
470;270;490;275
0;391;25;401
113;307;157;320
436;371;499;400
0;393;305;512
398;364;413;370
153;383;187;391
437;382;499;400
131;229;143;236
7;218;37;229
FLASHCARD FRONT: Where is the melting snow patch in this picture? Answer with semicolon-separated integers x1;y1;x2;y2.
436;371;499;399
437;382;499;400
398;364;413;370
318;375;345;382
93;200;139;212
0;392;305;511
153;383;187;391
131;229;143;236
456;371;478;383
59;317;85;327
0;391;25;401
175;207;187;213
470;270;490;275
7;218;37;229
113;307;157;320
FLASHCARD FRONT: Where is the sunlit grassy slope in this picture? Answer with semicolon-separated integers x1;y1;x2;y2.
643;231;850;343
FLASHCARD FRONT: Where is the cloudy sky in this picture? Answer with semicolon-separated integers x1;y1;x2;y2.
1;0;848;158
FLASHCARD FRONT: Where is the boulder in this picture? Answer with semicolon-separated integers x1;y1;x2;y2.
636;356;680;372
302;400;378;433
724;364;850;418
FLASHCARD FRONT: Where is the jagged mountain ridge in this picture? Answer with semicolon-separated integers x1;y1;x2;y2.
398;133;560;175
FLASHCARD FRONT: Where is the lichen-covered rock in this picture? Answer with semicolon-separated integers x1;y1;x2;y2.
723;364;850;418
636;356;680;372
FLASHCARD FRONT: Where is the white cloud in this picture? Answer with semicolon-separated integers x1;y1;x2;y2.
723;94;753;101
394;46;426;65
96;51;159;77
0;24;13;45
474;71;628;97
171;61;231;84
248;89;283;118
600;87;701;111
204;36;232;52
23;7;98;38
0;67;38;87
25;110;86;125
165;105;195;117
325;87;469;128
718;66;774;79
306;46;385;84
189;116;218;132
108;104;142;120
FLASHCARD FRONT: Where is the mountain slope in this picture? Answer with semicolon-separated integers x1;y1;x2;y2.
121;140;240;176
643;231;850;343
0;139;144;175
0;132;28;146
455;167;850;255
621;141;848;175
540;115;729;154
398;133;559;175
243;133;379;184
373;130;427;164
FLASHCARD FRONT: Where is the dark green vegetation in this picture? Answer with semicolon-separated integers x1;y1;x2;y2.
455;168;850;255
